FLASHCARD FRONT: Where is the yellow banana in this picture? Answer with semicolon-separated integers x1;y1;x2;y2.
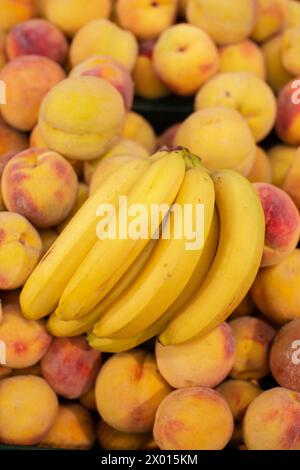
55;149;186;321
20;156;150;320
93;165;216;339
88;211;220;353
46;239;157;337
160;169;265;345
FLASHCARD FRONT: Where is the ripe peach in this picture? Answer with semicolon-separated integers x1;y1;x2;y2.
195;72;277;143
286;0;300;27
229;316;276;380
268;144;297;186
40;404;96;449
0;55;65;132
157;123;181;149
0;375;58;445
0;212;42;290
122;112;157;153
174;107;256;174
0;303;51;369
251;0;288;42
29;124;48;149
2;148;78;229
276;78;300;146
219;40;266;80
57;183;89;233
6;19;69;65
0;117;28;174
0;30;7;69
39;76;125;160
270;320;300;392
217;380;262;421
95;349;171;433
253;182;300;267
116;0;177;40
153;23;219;96
70;55;134;112
155;323;235;389
133;40;170;100
281;27;300;75
97;421;155;451
252;249;300;324
79;386;97;412
282;148;300;209
41;336;102;399
154;387;234;450
262;34;294;93
243;387;300;450
247;147;272;183
0;0;36;31
70;19;138;71
45;0;112;37
187;0;256;46
39;229;58;256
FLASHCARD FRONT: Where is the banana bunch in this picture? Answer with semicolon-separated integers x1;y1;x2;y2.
20;148;265;351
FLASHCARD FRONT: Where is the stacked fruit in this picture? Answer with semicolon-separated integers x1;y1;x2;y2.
1;0;300;452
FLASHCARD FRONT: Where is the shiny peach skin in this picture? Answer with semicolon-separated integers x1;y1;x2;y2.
254;182;300;267
251;0;288;43
247;147;272;184
95;349;172;434
0;303;51;369
243;387;300;450
229;316;276;380
262;34;294;94
2;148;78;229
155;322;235;389
153;387;234;450
0;375;59;445
219;40;266;80
6;19;69;64
0;55;66;131
217;379;262;421
97;421;156;451
122;112;157;153
40;404;96;450
0;0;36;32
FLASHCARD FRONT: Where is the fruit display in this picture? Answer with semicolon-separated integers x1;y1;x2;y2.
1;0;300;454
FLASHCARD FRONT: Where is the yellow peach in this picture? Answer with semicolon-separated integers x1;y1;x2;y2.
219;40;266;79
251;0;288;42
268;144;297;186
79;386;97;412
282;147;300;208
262;34;294;93
281;27;300;75
286;0;300;27
122;112;157;153
247;147;272;183
0;0;36;31
217;380;262;421
97;421;156;450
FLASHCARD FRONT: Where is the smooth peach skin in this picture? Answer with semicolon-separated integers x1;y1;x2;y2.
41;336;102;400
153;387;234;450
57;183;89;233
79;386;97;412
45;0;111;37
253;183;300;267
252;249;300;324
122;112;157;153
39;76;125;160
40;404;96;450
0;375;58;445
70;55;134;111
97;421;156;451
70;19;138;71
155;323;235;389
0;303;51;369
276;78;300;146
270;320;300;392
247;147;272;183
0;30;7;69
195;72;277;143
217;380;262;421
29;125;48;149
116;0;177;40
281;27;300;75
2;148;78;229
282;147;300;209
243;387;300;450
153;23;219;96
268;144;297;186
0;118;28;172
0;0;36;31
229;316;276;380
174;107;256;175
219;40;266;80
286;0;300;27
0;212;42;290
262;35;294;93
251;0;288;42
39;229;58;256
133;40;170;100
95;349;172;434
0;55;65;132
6;19;69;64
187;0;256;46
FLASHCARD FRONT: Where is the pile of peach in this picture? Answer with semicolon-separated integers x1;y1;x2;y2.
1;0;300;451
